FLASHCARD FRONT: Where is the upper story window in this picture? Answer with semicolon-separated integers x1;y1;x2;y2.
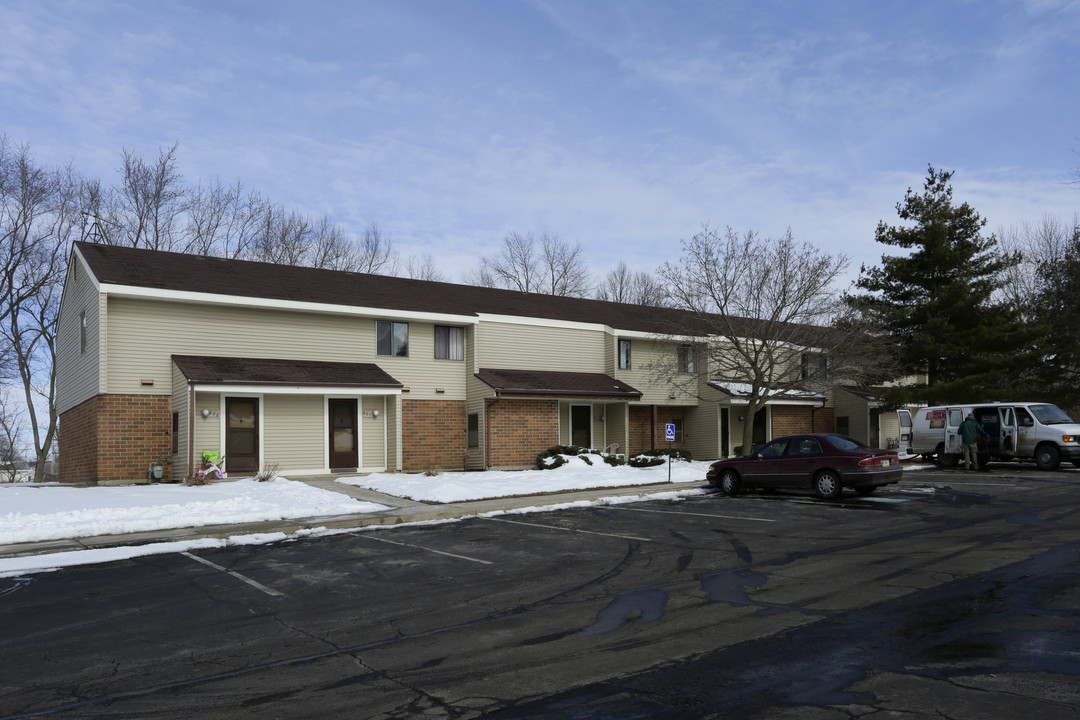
434;325;464;361
677;344;695;373
80;311;87;354
618;339;631;370
376;321;409;357
800;353;809;380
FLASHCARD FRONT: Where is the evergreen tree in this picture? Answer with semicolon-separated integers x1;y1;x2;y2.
848;166;1028;403
1031;222;1080;412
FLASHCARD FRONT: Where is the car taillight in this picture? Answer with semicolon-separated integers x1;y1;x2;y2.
859;456;891;467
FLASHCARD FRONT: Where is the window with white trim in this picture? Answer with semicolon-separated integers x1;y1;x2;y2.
377;321;409;357
677;344;695;373
618;339;631;370
434;326;464;361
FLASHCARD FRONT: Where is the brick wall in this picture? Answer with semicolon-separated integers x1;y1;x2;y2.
771;405;834;436
402;399;466;472
59;394;172;484
485;398;559;468
628;406;688;454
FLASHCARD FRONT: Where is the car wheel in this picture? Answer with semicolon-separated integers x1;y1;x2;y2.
853;486;877;496
813;470;842;500
1035;444;1060;471
719;469;741;497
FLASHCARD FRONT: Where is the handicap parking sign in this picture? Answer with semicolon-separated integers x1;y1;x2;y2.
665;423;676;442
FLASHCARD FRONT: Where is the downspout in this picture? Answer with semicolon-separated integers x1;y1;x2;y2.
188;381;196;481
651;404;657;450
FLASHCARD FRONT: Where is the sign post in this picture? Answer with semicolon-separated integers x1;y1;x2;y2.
665;423;676;482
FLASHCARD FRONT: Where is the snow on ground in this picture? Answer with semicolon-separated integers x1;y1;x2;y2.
0;478;390;546
338;454;712;502
0;458;708;577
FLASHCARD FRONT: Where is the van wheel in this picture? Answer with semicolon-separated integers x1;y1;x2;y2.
813;470;842;500
935;445;959;468
1035;444;1060;471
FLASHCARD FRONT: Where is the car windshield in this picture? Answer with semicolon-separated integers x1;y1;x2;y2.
823;435;872;451
1029;404;1074;425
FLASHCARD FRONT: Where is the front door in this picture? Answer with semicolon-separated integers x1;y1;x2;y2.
226;397;259;475
571;405;591;448
329;399;359;471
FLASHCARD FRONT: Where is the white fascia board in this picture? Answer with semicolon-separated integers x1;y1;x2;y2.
99;283;479;325
193;384;402;396
478;312;606;332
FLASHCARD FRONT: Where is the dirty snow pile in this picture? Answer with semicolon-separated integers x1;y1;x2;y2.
0;478;389;545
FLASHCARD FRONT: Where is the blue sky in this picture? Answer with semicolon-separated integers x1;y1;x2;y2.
3;0;1078;287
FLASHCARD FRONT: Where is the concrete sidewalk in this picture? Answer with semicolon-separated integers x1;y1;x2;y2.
0;478;710;561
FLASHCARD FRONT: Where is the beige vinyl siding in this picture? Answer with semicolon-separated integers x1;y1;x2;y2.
602;402;627;456
478;321;605;373
465;326;486;470
170;363;189;480
104;298;467;399
263;395;324;470
834;389;868;445
56;263;103;413
361;396;386;469
604;333;616;376
374;320;467;398
684;403;720;460
619;339;699;406
193;392;222;464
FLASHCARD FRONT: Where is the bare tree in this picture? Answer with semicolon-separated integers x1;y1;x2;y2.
473;231;590;296
657;224;887;454
183;180;266;259
116;143;186;250
0;389;26;482
0;137;73;481
461;263;498;288
404;252;447;282
595;261;669;306
996;214;1077;320
355;222;398;275
539;233;590;296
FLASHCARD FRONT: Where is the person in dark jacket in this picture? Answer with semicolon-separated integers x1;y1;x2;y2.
958;412;990;470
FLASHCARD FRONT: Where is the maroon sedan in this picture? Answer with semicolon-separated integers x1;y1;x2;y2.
706;434;903;500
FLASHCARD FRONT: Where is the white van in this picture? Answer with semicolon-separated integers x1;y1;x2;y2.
899;402;1080;471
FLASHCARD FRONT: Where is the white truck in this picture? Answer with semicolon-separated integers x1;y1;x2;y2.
899;402;1080;471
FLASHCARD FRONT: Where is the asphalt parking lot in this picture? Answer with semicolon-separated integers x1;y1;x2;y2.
1;463;1078;719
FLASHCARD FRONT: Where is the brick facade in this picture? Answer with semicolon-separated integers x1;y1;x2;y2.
628;405;688;455
485;398;559;468
58;394;172;485
401;399;467;472
770;404;835;436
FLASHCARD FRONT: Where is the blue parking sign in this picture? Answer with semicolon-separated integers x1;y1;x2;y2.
665;423;676;442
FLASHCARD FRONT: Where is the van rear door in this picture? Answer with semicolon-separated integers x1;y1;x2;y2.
897;409;913;452
944;407;964;456
998;406;1017;458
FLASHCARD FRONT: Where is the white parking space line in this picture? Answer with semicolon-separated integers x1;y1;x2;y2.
182;552;286;597
354;533;494;565
483;517;652;542
610;506;776;522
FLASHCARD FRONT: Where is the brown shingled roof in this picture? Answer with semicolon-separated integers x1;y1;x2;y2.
476;368;642;399
74;241;735;337
173;355;402;388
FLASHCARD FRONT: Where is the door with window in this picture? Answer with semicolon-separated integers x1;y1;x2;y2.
226;398;259;474
329;399;359;471
571;405;591;448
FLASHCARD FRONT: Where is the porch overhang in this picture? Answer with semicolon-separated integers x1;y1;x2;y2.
476;368;642;401
173;355;403;394
709;380;826;407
